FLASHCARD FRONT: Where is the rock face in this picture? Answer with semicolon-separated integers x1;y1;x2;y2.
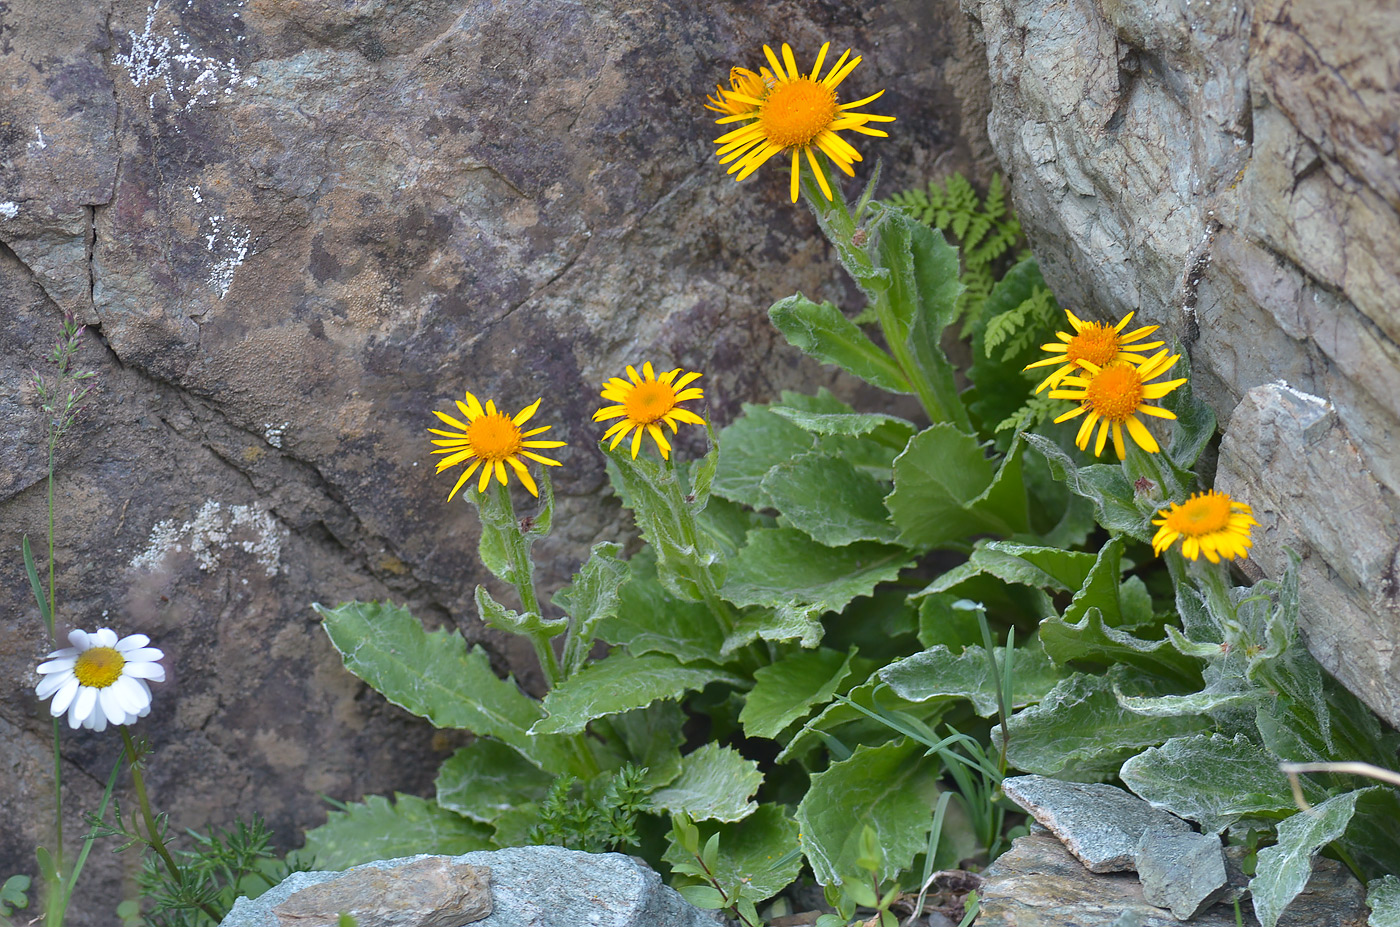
964;0;1400;726
222;848;719;927
0;1;994;923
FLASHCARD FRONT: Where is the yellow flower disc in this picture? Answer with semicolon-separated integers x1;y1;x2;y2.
594;362;706;460
1152;490;1259;562
1065;322;1123;367
468;413;523;460
759;79;839;149
74;647;125;689
1049;350;1187;459
1024;308;1165;394
1082;363;1144;423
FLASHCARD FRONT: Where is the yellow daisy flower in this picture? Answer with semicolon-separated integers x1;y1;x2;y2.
711;41;895;202
593;362;705;460
1049;350;1187;459
1023;309;1165;393
705;66;773;118
1152;490;1259;563
429;392;565;499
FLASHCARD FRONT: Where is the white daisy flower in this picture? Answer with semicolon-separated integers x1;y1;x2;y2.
35;628;166;732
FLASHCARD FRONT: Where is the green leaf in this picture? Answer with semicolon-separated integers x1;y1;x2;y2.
22;536;49;631
595;548;724;664
300;794;493;870
677;884;727;909
769;406;917;445
762;453;900;546
435;740;553;824
1252;789;1372;927
662;804;804;903
796;739;940;885
532;653;743;735
1024;434;1150;542
1368;874;1400;927
466;484;526;585
1162;353;1216;472
916;594;987;650
650;743;762;822
722;528;915;638
605;701;686;788
1119;734;1316;834
554;542;630;673
0;874;30;917
777;678;948;764
475;585;566;638
880;640;1064;717
712;402;819;509
768;294;910;394
886;426;1027;548
998;671;1209;782
740;647;856;739
916;540;1098;597
722;607;824;654
314;601;568;772
605;445;723;602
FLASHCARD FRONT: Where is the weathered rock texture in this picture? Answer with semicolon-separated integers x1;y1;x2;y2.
965;0;1400;725
0;1;994;922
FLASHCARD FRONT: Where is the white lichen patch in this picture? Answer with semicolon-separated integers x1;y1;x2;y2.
0;202;18;219
1271;379;1332;410
131;500;287;577
263;421;289;448
114;0;256;111
201;213;253;298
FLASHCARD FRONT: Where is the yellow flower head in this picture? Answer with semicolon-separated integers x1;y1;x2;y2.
1049;350;1187;459
1152;490;1259;563
711;41;895;202
429;392;566;499
593;362;705;460
705;66;773;118
1023;309;1165;393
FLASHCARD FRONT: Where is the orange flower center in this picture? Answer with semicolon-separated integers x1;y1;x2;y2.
74;647;125;688
468;414;523;462
1165;493;1234;536
759;78;838;149
624;381;678;425
1066;323;1121;367
1083;363;1143;423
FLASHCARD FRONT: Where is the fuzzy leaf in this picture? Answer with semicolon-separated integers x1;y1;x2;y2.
1252;789;1372;927
723;607;824;654
769;406;917;445
300;794;492;871
314;600;569;771
532;652;742;735
650;743;762;822
998;672;1209;782
722;528;915;637
1120;734;1315;833
762;453;900;546
1024;434;1150;542
435;740;553;823
740;647;856;739
1368;875;1400;927
916;540;1098;597
886;426;1028;548
1041;603;1202;689
712;402;821;509
595;548;724;664
662;804;803;903
769;293;910;395
553;542;629;637
475;586;566;638
880;640;1064;716
796;739;940;885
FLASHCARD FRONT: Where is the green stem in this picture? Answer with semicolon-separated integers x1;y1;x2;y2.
800;159;955;426
664;457;736;636
493;483;562;688
121;730;223;924
45;422;64;909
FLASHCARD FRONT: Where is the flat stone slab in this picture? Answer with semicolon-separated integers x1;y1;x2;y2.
221;846;720;927
976;834;1369;927
1136;830;1227;920
1001;776;1192;872
271;856;490;926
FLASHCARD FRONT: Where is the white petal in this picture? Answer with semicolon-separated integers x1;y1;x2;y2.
68;629;90;649
116;634;151;652
87;711;108;733
37;669;74;700
70;686;97;728
121;648;164;664
93;628;119;648
49;677;80;715
124;661;165;682
36;657;77;675
113;676;151;715
99;687;125;726
44;646;79;660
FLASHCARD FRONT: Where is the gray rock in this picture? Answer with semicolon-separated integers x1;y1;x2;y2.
270;856;491;926
976;833;1369;927
221;847;720;927
1135;829;1227;921
964;0;1400;729
1001;775;1192;873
